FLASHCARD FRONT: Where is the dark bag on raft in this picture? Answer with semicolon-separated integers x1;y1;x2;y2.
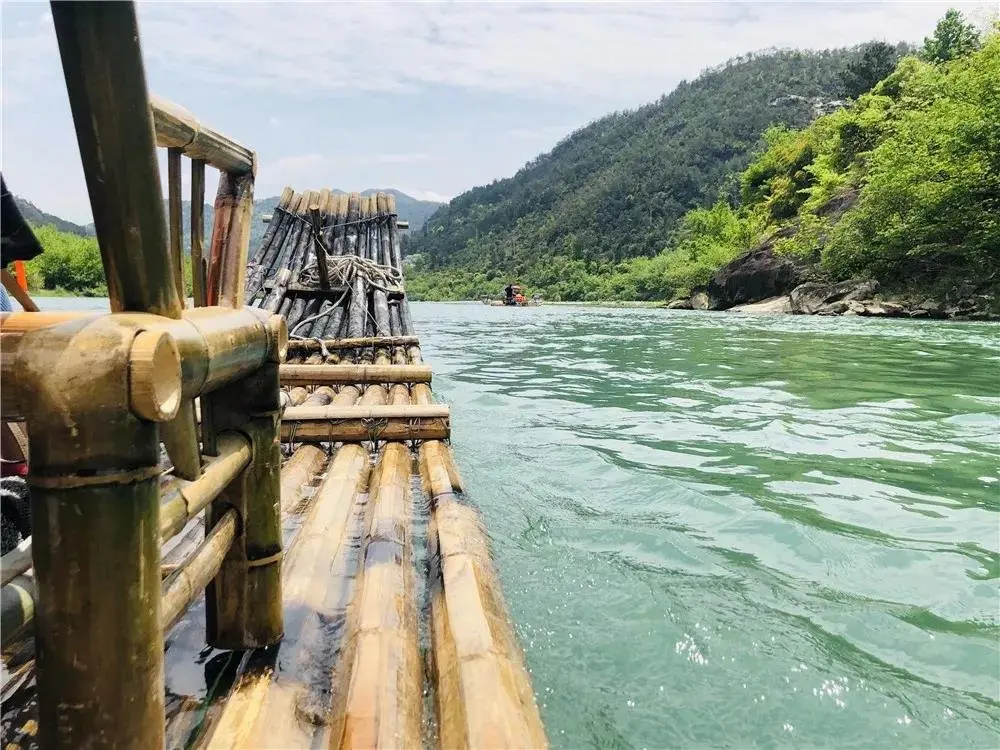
1;174;44;267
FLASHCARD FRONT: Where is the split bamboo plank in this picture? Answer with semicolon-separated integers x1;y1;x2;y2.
280;364;432;385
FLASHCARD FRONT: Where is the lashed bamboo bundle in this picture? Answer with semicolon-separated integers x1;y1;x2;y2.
244;189;414;342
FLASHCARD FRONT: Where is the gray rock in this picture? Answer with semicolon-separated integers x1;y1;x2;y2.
707;246;804;310
690;292;710;310
666;298;692;310
789;279;878;314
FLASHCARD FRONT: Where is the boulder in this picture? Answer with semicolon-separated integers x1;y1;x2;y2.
707;246;804;310
729;296;792;314
665;298;692;310
690;291;710;310
788;279;878;314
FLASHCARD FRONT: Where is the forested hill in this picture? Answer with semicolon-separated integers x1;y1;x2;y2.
410;47;871;282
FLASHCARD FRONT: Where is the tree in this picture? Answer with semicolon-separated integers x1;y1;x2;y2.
920;8;981;63
840;42;900;98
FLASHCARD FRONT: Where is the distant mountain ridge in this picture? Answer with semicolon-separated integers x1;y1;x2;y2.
13;188;443;253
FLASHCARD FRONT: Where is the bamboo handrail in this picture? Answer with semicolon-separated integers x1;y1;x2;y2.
160;432;252;541
285;336;420;352
279;419;449;443
279;364;432;385
151;95;255;176
281;404;449;421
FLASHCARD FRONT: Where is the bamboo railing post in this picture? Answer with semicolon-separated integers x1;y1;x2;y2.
51;1;181;319
191;158;207;307
13;317;183;749
203;322;286;648
168;146;185;306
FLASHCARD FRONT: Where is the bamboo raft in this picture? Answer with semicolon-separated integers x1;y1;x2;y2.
0;3;546;748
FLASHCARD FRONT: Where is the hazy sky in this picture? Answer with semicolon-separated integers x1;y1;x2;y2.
2;1;994;223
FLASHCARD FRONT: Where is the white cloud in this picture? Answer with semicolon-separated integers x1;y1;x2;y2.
395;188;451;204
133;1;996;105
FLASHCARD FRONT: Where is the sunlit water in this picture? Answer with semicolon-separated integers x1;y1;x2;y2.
31;298;1000;747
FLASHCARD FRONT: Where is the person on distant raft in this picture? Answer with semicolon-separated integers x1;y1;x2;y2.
504;283;514;305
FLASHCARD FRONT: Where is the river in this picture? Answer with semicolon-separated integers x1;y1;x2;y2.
27;298;1000;747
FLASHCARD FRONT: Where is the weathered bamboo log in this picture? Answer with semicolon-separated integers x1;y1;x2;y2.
280;419;448;443
159;432;252;541
386;193;402;273
0;269;39;312
250;191;303;301
286;336;420;352
250;187;293;268
151;94;256;175
331;193;349;256
52;1;181;319
0;537;32;587
216;172;256;308
204;363;284;649
168;146;185;305
283;404;449;421
0;574;33;647
329;441;421;749
191;158;207;306
279;364;432;385
161;508;238;631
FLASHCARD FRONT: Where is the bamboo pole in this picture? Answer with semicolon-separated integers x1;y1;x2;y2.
21;318;167;749
280;419;448;443
150;94;255;175
52;1;181;319
191;158;207;306
283;404;449;420
279;364;432;385
204;362;284;649
168;146;185;306
279;444;327;514
161;508;238;630
329;442;421;750
217;172;255;308
0;574;33;647
202;442;370;750
159;432;252;541
286;336;420;352
0;537;32;587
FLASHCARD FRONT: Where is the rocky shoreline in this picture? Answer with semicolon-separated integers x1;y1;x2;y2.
664;248;998;321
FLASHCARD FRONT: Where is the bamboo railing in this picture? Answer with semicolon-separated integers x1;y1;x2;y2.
0;3;283;747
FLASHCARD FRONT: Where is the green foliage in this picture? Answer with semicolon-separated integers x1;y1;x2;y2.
411;48;854;286
26;225;106;295
920;8;982;63
840;42;903;98
825;33;1000;279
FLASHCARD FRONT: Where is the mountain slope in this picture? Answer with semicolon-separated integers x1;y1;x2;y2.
12;196;94;238
410;48;859;286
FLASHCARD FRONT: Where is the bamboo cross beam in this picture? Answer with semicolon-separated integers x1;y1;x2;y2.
279;364;432;385
282;404;449;421
285;336;420;352
151;94;255;176
279;418;449;443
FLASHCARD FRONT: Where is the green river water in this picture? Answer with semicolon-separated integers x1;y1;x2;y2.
34;299;1000;747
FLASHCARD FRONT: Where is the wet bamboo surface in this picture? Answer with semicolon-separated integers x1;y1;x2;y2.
1;189;546;749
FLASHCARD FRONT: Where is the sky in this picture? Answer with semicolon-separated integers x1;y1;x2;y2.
2;0;996;224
